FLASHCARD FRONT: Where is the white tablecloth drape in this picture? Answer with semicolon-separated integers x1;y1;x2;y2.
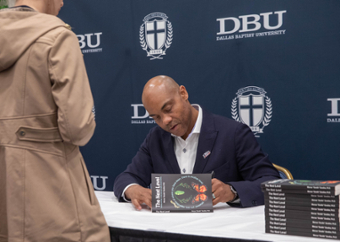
96;191;335;242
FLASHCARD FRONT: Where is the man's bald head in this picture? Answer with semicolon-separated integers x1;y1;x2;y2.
142;75;179;104
141;75;198;140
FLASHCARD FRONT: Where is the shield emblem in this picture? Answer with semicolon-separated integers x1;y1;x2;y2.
145;20;166;50
238;94;264;127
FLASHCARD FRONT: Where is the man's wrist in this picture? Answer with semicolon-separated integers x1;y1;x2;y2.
229;185;238;202
122;183;138;202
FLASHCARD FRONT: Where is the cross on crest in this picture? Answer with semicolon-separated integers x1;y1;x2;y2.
146;20;166;50
239;94;264;127
231;86;272;137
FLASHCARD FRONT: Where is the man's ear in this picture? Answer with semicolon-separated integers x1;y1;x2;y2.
179;85;189;100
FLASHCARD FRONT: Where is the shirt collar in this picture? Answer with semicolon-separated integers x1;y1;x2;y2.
171;104;202;139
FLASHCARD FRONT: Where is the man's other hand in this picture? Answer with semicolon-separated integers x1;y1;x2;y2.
211;178;236;205
125;184;152;210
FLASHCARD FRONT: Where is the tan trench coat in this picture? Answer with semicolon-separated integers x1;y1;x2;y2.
0;7;110;242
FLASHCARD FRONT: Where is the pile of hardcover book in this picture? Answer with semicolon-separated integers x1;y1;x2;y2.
262;179;340;240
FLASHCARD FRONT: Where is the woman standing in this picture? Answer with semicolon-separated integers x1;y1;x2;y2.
0;1;110;241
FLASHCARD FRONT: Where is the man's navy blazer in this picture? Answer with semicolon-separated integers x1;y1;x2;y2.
114;109;280;207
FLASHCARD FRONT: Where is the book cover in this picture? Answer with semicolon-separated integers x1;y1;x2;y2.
151;173;213;213
261;179;340;196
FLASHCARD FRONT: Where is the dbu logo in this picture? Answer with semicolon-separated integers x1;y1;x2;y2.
327;98;340;123
77;33;103;53
131;104;150;119
91;176;108;191
217;10;286;35
327;98;340;116
77;33;102;48
131;104;155;124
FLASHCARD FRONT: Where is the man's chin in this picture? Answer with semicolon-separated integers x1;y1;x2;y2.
168;125;185;137
170;130;185;138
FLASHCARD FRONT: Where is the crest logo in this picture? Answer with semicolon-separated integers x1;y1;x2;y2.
231;86;272;137
140;12;173;60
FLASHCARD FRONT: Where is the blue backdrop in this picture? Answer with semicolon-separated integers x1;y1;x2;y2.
58;0;340;191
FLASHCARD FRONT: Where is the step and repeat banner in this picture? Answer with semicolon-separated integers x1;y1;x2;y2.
58;0;340;191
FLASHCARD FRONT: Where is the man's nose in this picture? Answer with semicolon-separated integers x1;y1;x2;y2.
162;114;172;126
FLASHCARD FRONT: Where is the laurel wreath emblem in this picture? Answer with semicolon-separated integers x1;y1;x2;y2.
263;97;272;127
139;20;172;58
231;97;240;122
231;96;272;132
165;21;173;49
139;24;148;51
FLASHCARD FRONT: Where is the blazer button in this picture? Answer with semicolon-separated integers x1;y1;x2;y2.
20;131;26;136
252;200;257;206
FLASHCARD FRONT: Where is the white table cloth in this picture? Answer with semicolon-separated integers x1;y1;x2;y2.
96;191;336;242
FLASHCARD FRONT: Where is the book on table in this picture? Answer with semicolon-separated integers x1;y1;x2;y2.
262;179;340;240
151;173;213;213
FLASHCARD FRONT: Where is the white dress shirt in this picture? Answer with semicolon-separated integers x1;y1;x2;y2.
172;104;202;174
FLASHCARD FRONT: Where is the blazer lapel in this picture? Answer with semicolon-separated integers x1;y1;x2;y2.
163;133;180;173
193;110;218;173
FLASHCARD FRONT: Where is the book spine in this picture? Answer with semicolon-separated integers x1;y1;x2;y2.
266;203;339;212
264;192;339;200
266;214;339;222
262;187;336;195
266;215;340;223
266;219;340;230
153;209;213;213
262;183;337;192
265;199;339;208
265;197;339;204
266;223;339;232
264;193;339;208
265;208;340;220
266;228;340;240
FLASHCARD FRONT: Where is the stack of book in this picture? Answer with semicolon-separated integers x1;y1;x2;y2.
261;179;340;240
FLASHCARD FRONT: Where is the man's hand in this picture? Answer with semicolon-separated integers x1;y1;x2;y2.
211;178;236;206
125;184;152;210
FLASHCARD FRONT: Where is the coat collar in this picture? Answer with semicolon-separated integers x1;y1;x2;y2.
193;109;218;173
163;132;180;173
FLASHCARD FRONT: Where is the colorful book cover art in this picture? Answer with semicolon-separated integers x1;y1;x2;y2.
151;173;213;213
